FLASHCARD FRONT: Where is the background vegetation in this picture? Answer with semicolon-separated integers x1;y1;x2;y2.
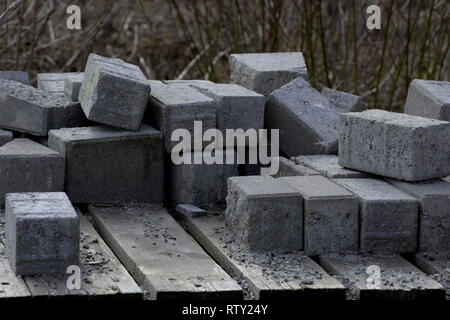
1;0;449;111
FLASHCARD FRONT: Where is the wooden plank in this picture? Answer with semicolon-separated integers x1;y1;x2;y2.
0;211;31;300
177;207;345;300
89;204;243;300
319;254;445;300
23;210;142;300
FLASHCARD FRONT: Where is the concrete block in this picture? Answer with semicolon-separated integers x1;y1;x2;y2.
175;204;207;218
37;72;83;97
339;110;450;181
321;87;367;112
0;79;86;136
189;82;265;135
0;129;13;147
271;156;319;177
265;77;339;156
404;79;450;121
225;175;303;251
0;71;30;85
334;178;419;253
146;81;216;153
295;155;368;178
0;139;64;205
48;124;163;204
387;179;450;252
64;73;84;101
279;176;359;255
78;54;150;130
445;176;450;183
229;52;308;96
6;192;79;276
169;150;239;205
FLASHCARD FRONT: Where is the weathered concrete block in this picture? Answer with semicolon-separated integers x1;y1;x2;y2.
6;192;79;276
279;176;359;255
146;81;216;153
64;73;84;101
0;71;30;84
0;79;86;136
321;87;367;113
37;72;83;97
225;175;303;251
175;204;207;218
295;155;368;178
265;77;339;156
189;82;265;135
339;110;450;181
48;124;163;204
78;54;150;130
170;150;238;205
0;139;64;205
334;178;419;253
271;156;319;177
229;52;308;96
0;128;13;147
404;79;450;121
387;179;450;252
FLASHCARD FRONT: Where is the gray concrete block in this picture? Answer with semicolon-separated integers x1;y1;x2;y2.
225;175;303;251
6;192;79;276
0;139;65;205
295;155;368;178
279;176;359;255
387;179;450;252
445;176;450;183
0;71;30;85
170;150;238;205
0;129;13;147
48;124;163;204
334;178;419;253
265;77;339;156
321;87;367;112
78;54;150;130
146;81;216;153
339;110;450;181
271;156;319;177
64;73;84;101
37;72;83;97
0;79;86;136
229;52;308;96
175;204;207;218
189;82;265;135
404;79;450;121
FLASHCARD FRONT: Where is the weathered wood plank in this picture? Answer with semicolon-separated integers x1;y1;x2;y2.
24;210;142;300
319;254;445;300
177;207;345;300
0;212;31;300
89;204;243;300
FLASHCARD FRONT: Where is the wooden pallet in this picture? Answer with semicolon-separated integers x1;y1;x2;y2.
89;204;243;300
177;208;345;300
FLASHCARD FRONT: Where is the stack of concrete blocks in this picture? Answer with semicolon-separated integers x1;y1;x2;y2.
321;87;367;113
229;52;308;96
225;176;303;251
404;79;450;121
37;73;84;97
279;176;359;255
0;139;64;206
265;77;340;156
48;125;163;204
271;156;319;177
334;178;419;253
295;155;368;178
0;71;30;84
0;79;86;136
6;192;79;275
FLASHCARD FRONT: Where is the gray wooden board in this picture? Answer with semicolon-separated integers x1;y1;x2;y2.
23;210;142;300
319;254;445;300
177;208;346;300
0;211;31;300
89;204;243;300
